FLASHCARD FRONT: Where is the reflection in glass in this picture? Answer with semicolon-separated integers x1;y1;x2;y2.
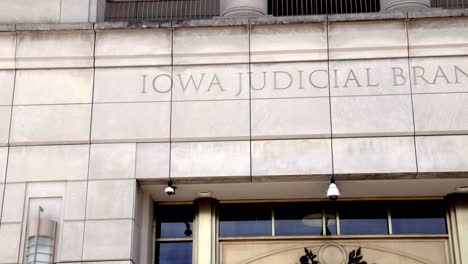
391;200;447;234
324;205;337;235
219;203;272;237
156;204;193;239
157;242;192;264
26;236;53;264
339;202;388;235
275;203;322;236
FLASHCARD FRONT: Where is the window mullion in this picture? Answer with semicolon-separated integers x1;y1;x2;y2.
387;207;393;235
152;213;157;264
322;208;326;236
336;207;341;236
271;205;276;237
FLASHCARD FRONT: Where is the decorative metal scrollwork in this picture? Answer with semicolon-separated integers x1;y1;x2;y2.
348;248;367;264
298;247;368;264
298;248;319;264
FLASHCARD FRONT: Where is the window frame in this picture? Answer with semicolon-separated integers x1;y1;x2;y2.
152;199;450;264
217;198;449;241
153;202;195;264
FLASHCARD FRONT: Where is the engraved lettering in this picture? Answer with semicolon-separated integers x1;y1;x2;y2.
178;73;205;92
152;74;172;93
207;74;225;92
309;70;329;89
138;64;468;96
344;69;362;88
332;69;339;88
273;71;293;90
392;67;406;86
365;68;379;87
455;65;468;84
412;66;432;85
432;66;451;84
250;71;267;90
236;72;243;96
141;74;147;94
298;70;304;89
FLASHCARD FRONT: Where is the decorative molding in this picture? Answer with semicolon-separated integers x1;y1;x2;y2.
229;240;446;263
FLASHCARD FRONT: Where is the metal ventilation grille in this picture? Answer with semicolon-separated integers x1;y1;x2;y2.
105;0;380;22
431;0;467;8
269;0;380;15
105;0;220;22
104;0;464;22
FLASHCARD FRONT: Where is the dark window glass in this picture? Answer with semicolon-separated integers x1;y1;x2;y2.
339;202;388;235
275;203;323;236
156;204;193;239
219;203;272;237
391;200;447;234
156;242;192;264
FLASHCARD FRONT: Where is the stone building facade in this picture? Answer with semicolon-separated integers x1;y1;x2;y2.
0;1;468;264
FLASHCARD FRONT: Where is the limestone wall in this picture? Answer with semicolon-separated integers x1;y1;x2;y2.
0;0;106;24
0;13;468;264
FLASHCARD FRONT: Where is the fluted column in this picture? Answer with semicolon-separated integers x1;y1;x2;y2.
380;0;431;11
220;0;268;17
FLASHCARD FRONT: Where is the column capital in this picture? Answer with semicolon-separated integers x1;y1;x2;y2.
220;0;268;17
380;0;431;11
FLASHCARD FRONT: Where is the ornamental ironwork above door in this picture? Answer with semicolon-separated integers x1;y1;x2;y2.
220;239;449;264
298;247;367;264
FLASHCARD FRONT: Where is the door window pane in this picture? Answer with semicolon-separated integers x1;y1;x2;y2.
391;200;447;234
339;202;388;235
156;242;192;264
156;205;193;239
275;203;323;236
219;203;272;237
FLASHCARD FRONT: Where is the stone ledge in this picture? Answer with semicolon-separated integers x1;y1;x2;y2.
15;23;94;31
249;15;327;25
0;8;467;31
137;171;468;184
334;173;416;181
91;9;468;28
407;8;467;19
328;11;407;22
0;24;15;32
138;176;252;185
94;21;171;30
416;171;468;179
173;17;250;27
